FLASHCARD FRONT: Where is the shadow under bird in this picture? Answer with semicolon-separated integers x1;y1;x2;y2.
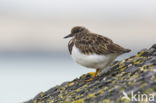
64;26;131;81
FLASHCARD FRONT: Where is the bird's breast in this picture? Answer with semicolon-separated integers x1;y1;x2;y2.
71;45;119;69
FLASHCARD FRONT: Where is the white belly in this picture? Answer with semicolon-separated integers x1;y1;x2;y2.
71;45;119;69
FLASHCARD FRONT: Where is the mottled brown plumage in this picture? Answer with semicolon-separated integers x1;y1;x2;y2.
64;26;131;82
65;26;131;55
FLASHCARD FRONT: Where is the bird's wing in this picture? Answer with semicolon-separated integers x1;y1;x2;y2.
75;33;131;55
107;42;131;53
68;39;74;54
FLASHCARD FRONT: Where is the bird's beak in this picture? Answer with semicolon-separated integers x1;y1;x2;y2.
64;34;74;39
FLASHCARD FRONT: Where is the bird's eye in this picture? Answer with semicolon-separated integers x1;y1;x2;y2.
73;29;80;33
75;29;80;33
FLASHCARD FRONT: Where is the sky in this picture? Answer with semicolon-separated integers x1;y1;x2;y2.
0;0;156;53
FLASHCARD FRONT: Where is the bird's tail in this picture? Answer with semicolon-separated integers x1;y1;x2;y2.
123;49;131;53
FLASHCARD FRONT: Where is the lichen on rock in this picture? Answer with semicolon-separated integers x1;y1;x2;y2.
25;44;156;103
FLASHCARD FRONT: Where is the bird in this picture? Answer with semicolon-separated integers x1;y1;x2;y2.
64;26;131;81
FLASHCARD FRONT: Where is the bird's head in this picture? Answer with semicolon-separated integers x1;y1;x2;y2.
64;26;89;39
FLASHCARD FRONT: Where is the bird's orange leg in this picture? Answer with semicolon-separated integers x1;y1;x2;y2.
85;69;100;82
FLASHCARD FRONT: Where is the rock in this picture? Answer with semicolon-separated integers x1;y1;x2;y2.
25;44;156;103
149;48;156;56
151;44;156;49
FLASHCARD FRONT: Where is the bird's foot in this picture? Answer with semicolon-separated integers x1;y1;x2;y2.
85;72;96;82
85;69;100;82
89;72;96;77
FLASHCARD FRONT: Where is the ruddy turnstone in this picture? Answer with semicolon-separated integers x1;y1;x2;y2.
64;26;131;81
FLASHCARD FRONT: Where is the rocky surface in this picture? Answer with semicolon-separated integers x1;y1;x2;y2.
25;44;156;103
